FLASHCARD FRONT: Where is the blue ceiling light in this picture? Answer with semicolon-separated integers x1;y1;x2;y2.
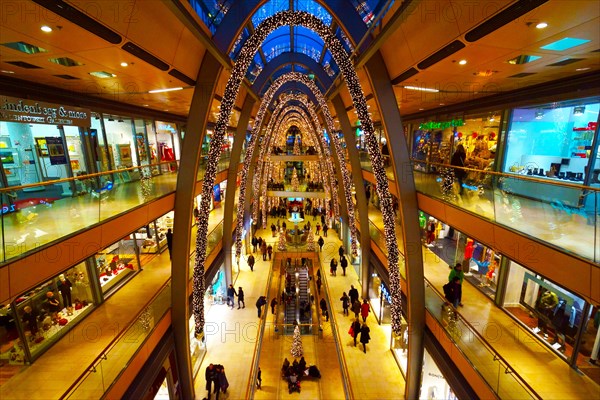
540;37;591;51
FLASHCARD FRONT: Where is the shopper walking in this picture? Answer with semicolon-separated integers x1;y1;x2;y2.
320;297;329;321
451;144;467;194
261;240;267;261
351;299;361;319
338;245;344;259
166;228;173;260
237;287;245;309
271;223;277;237
267;244;273;260
317;236;324;252
251;236;258;253
340;255;348;276
316;222;321;235
351;318;362;346
316;276;322;294
340;292;350;316
443;277;462;309
330;257;338;276
226;284;237;309
360;299;370;322
360;323;371;353
270;298;278;315
323;223;328;237
248;254;255;272
348;285;359;305
205;363;218;399
448;263;465;306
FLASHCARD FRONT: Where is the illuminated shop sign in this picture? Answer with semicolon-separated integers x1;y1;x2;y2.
418;119;464;130
0;95;91;127
380;283;392;304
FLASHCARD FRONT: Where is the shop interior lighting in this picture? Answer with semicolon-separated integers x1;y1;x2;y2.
403;85;439;93
1;70;15;74
576;67;591;71
148;87;183;93
573;106;585;116
40;25;53;32
536;22;548;29
540;37;590;51
120;62;128;67
535;111;544;119
458;59;467;65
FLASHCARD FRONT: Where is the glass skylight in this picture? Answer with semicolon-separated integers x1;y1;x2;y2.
540;37;591;51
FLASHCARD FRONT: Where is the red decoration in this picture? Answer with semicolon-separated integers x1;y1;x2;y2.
472;132;478;139
457;132;463;138
488;132;496;140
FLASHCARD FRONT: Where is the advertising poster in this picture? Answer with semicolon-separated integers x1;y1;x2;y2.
46;136;67;165
213;184;221;207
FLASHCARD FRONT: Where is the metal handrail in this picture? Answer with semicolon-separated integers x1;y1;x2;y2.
411;158;600;192
318;253;354;400
60;279;172;399
424;279;542;399
0;160;179;193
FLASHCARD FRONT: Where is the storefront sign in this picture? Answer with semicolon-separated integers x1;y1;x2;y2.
46;137;67;165
419;119;464;130
0;96;91;127
380;282;392;305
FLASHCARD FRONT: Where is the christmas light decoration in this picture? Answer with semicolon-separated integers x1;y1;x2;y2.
277;229;287;251
293;134;300;155
306;229;315;251
291;167;299;191
199;11;401;337
291;325;304;358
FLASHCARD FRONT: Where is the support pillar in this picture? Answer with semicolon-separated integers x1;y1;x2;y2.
171;52;223;400
331;95;371;294
223;96;256;282
365;51;425;400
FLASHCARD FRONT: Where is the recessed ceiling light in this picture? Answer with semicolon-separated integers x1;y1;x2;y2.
1;70;15;74
120;62;128;67
439;103;445;106
576;67;590;71
40;25;53;33
458;59;467;65
143;104;149;107
419;108;424;110
536;22;548;29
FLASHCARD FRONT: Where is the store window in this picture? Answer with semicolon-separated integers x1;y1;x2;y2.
10;263;95;363
154;121;178;173
503;261;586;362
420;348;458;400
95;237;140;296
504;98;599;182
136;211;174;256
456;234;500;300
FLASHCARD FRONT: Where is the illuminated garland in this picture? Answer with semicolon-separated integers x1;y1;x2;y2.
199;11;401;336
293;135;300;155
291;167;299;191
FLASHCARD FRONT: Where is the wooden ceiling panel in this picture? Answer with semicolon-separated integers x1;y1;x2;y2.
400;0;462;63
172;27;205;79
523;18;600;55
123;1;185;65
66;0;133;38
379;24;414;79
450;0;514;34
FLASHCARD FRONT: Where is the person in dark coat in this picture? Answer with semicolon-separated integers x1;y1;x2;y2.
215;364;228;396
261;241;267;261
271;223;277;237
270;298;278;314
330;257;338;276
351;299;361;319
251;236;258;253
237;287;245;309
451;144;467;194
443;276;462;309
317;236;324;252
166;228;173;259
351;318;362;346
226;285;237;309
322;223;328;237
256;296;267;318
267;244;273;260
247;254;255;272
338;245;344;258
320;298;329;321
316;276;322;294
340;256;348;276
360;323;371;353
340;292;350;316
348;285;359;305
205;363;218;399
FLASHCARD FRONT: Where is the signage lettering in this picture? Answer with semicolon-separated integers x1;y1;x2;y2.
419;119;464;130
380;282;392;305
0;96;91;127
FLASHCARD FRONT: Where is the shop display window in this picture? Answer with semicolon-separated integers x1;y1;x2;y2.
136;211;174;255
102;116;139;182
503;261;586;362
95;238;139;295
504;98;599;181
188;311;206;379
155;121;178;173
420;348;458;400
9;263;94;363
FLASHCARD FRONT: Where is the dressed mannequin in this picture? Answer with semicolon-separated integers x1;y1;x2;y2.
57;274;73;308
46;292;61;320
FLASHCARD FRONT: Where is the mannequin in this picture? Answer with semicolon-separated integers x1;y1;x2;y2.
22;306;38;337
57;274;73;308
46;292;61;320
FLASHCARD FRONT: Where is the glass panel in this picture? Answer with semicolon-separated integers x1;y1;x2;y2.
252;0;288;27
294;0;333;25
134;119;150;167
412;165;599;263
262;26;290;62
187;0;232;34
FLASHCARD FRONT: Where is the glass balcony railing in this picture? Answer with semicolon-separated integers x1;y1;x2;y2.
358;150;395;181
366;220;406;278
61;280;172;399
189;221;224;280
0;162;179;264
424;280;541;399
412;160;600;263
197;153;231;181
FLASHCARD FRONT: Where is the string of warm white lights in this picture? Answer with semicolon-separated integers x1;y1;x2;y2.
198;10;401;337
